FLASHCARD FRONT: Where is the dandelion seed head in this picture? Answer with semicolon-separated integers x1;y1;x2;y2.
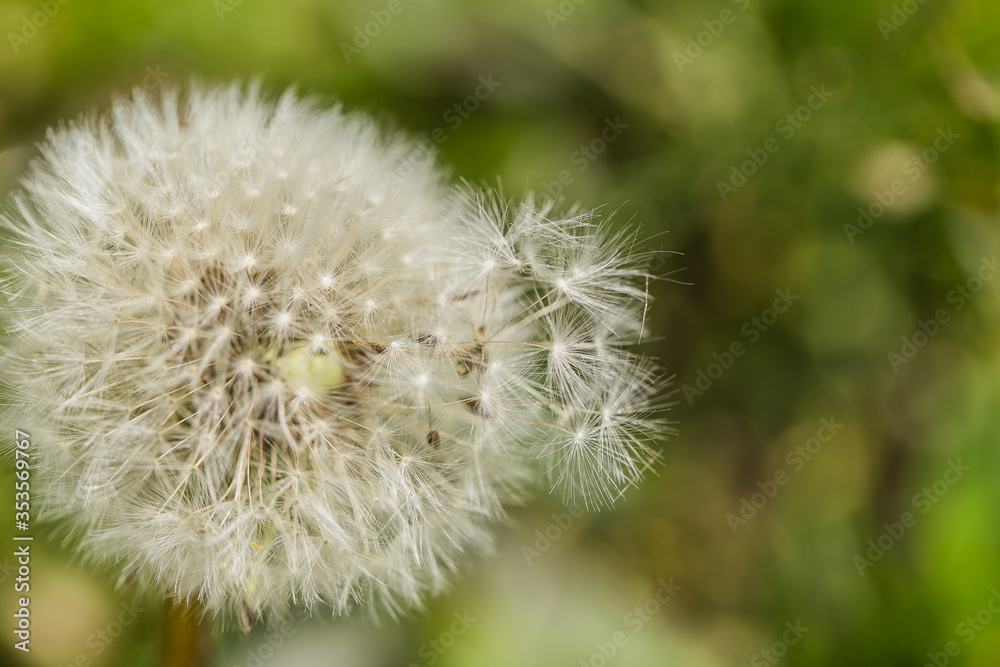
0;81;666;628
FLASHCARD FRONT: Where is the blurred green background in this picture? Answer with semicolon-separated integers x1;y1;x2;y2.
2;0;1000;665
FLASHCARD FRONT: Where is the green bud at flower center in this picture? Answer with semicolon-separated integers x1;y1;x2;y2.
271;342;346;393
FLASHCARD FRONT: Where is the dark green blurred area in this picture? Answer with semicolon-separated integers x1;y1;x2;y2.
2;0;1000;665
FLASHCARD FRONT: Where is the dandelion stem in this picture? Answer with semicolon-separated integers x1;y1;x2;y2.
162;598;213;667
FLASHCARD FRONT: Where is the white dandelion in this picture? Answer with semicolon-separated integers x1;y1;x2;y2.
0;81;666;629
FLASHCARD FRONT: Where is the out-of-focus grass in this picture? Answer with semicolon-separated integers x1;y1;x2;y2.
2;0;1000;665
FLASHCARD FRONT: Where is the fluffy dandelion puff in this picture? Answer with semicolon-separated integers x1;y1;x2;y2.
0;81;666;627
